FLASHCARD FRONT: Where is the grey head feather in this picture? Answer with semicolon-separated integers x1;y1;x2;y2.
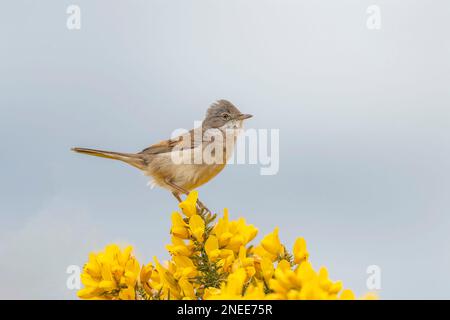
202;100;243;129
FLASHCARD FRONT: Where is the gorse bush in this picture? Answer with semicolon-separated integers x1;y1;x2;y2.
78;191;370;300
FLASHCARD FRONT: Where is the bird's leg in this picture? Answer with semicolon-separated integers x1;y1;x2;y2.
165;179;211;214
195;199;211;215
165;179;188;196
172;191;183;203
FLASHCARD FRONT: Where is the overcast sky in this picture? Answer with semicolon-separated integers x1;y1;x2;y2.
1;0;450;299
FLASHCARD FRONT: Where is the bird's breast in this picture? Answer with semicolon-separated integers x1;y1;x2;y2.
143;130;240;191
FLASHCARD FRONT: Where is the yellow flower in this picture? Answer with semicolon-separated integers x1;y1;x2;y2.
293;237;308;264
204;235;221;261
153;257;182;300
217;249;236;272
166;236;193;256
78;244;139;300
140;263;154;294
232;246;256;278
261;227;283;256
243;281;266;299
205;268;268;300
318;267;332;290
189;214;205;242
340;289;356;300
266;258;359;300
212;210;234;247
203;287;221;299
123;256;140;287
254;227;284;262
170;212;190;239
79;192;369;300
268;260;294;295
212;209;258;252
179;190;198;217
228;218;258;250
173;255;197;279
179;277;196;299
119;286;136;300
257;256;275;284
207;268;247;299
361;292;378;300
329;280;343;295
296;261;317;288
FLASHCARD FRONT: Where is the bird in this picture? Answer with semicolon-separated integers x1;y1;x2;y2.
72;100;252;211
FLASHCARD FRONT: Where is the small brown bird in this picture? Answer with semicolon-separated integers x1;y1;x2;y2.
72;100;252;210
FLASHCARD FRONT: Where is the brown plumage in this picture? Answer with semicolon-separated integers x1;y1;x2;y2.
72;100;252;207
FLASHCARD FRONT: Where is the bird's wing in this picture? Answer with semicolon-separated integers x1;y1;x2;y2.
139;128;204;155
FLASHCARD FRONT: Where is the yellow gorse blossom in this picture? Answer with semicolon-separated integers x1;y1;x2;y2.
78;244;140;300
178;190;198;217
204;235;221;261
166;236;193;257
189;214;205;243
170;212;190;239
78;191;373;300
212;209;258;252
293;237;308;264
261;227;283;257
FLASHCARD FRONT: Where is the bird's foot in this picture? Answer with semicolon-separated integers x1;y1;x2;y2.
196;199;211;215
196;199;217;228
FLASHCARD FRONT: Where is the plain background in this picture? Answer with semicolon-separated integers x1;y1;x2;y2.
1;0;449;299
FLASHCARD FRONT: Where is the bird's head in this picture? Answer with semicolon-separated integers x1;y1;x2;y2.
202;100;253;130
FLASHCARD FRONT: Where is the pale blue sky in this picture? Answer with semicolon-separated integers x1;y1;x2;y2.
1;0;450;299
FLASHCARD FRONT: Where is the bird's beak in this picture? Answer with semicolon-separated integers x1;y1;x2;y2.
237;113;253;120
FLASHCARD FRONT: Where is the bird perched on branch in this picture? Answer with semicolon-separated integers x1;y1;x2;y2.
72;100;252;212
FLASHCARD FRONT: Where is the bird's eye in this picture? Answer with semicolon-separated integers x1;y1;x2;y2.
222;113;231;120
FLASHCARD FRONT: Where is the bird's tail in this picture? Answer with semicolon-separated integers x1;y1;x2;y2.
71;147;146;170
